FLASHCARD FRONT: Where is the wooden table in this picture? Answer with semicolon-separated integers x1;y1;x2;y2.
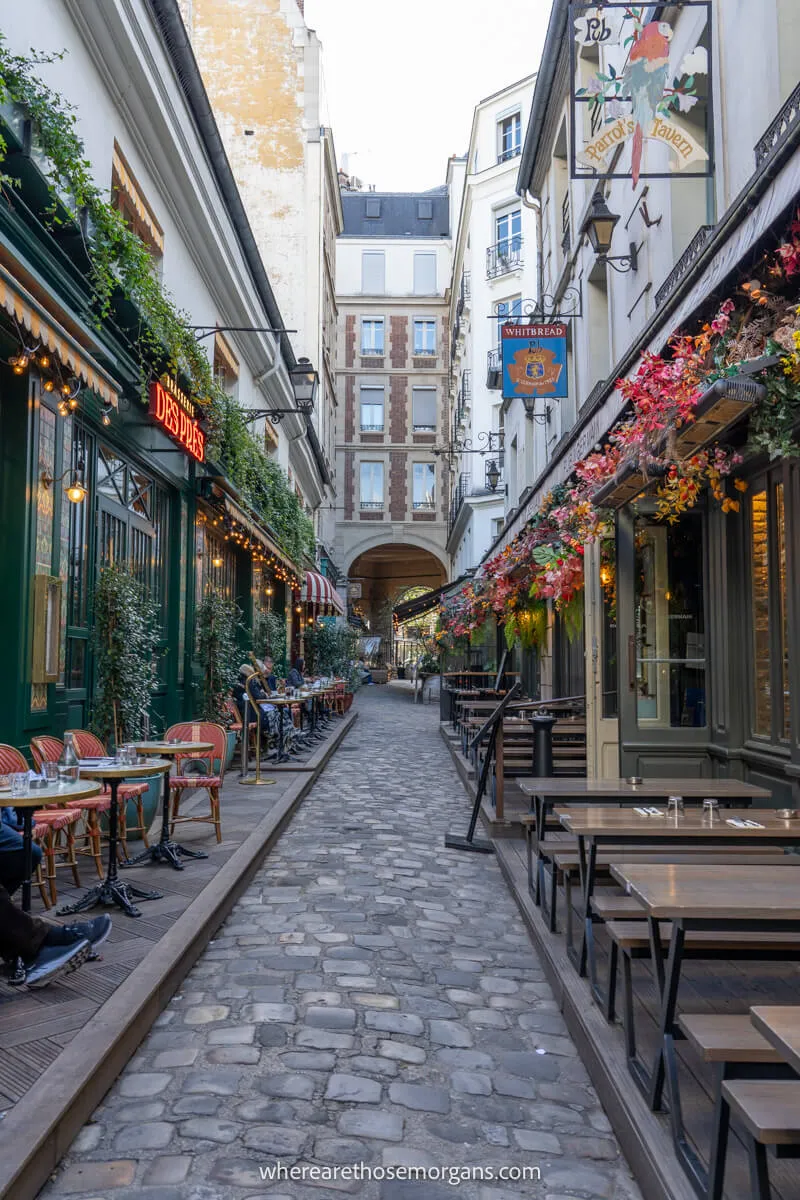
750;1007;800;1075
4;781;101;912
611;864;800;1113
520;776;770;928
58;760;171;918
125;741;214;871
561;805;796;983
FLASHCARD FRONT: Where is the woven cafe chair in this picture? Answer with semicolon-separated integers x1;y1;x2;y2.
332;680;347;717
0;743;80;905
67;731;152;855
164;721;227;844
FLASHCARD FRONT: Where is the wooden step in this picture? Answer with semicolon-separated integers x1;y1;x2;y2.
721;1080;800;1144
678;1014;782;1064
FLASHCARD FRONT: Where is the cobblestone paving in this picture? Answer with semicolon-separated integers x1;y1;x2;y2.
43;689;643;1200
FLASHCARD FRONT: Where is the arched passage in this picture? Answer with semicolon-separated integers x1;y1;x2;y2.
347;543;447;651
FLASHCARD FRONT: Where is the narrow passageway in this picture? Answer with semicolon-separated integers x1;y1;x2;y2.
43;690;642;1200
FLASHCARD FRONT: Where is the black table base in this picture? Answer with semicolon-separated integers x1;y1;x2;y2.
122;762;209;873
58;778;163;917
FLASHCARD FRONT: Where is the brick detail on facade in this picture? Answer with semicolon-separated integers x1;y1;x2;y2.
360;357;385;370
344;376;355;442
359;510;384;520
412;433;436;445
412;511;436;521
389;450;407;522
360;433;384;444
344;449;354;520
389;376;408;443
412;357;438;370
390;315;408;369
345;314;356;368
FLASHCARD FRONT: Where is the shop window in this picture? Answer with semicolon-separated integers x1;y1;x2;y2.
750;476;790;742
634;514;705;728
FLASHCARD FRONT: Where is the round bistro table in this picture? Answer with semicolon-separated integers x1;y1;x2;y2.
1;780;102;912
124;741;214;871
58;760;170;918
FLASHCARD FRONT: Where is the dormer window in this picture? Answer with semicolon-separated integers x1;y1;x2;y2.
365;197;381;218
497;112;522;163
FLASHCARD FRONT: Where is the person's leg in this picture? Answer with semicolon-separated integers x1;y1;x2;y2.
0;823;43;897
0;882;50;961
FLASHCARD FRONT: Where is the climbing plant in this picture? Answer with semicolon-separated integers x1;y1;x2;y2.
195;591;243;724
253;609;288;677
90;563;162;746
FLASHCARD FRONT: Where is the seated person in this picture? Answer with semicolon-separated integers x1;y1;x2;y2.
234;664;295;758
1;807;43;897
0;886;111;987
355;657;373;685
286;657;306;689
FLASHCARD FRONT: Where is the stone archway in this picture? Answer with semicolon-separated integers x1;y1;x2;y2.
347;543;447;655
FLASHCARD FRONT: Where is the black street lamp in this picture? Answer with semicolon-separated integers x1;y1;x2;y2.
581;192;638;273
242;356;319;424
485;459;501;492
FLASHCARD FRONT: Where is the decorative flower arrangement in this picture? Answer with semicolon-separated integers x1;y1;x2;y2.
439;210;800;646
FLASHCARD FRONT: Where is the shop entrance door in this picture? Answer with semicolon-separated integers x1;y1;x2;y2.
584;541;620;777
617;508;711;778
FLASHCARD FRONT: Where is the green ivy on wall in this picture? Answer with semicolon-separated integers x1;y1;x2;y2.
0;38;316;570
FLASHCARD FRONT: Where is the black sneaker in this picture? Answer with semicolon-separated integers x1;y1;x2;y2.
45;915;112;958
23;939;91;989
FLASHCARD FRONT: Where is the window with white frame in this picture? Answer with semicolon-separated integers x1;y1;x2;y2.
495;298;522;346
360;461;384;509
413;252;437;295
495;208;522;257
413;319;436;355
412;386;437;432
361;318;384;355
360;385;385;431
413;462;436;510
361;251;385;293
497;112;522;162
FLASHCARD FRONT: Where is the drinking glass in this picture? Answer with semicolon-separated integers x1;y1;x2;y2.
10;772;28;798
666;795;684;822
702;798;719;824
43;762;58;783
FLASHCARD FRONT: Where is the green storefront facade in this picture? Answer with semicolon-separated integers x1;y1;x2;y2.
0;116;294;759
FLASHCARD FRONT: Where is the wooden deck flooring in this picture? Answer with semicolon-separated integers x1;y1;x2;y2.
497;838;800;1200
0;761;309;1112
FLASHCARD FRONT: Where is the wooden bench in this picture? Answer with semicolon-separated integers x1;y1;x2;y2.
719;1081;800;1200
668;1015;793;1200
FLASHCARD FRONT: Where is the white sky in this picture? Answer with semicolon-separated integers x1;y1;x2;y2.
303;0;551;192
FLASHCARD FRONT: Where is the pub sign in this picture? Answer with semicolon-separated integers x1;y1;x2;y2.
501;322;568;402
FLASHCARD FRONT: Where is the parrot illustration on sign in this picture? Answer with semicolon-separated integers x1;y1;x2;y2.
625;20;673;186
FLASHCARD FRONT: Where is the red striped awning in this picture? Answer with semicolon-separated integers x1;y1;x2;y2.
305;571;345;614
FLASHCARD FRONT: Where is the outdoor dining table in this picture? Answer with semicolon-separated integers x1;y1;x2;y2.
123;740;214;871
519;777;770;929
4;780;102;912
58;759;171;918
559;803;798;985
750;1006;800;1075
610;862;800;1193
269;695;304;757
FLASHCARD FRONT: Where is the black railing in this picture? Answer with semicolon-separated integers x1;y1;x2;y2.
360;345;384;357
486;237;523;278
412;500;435;511
654;225;715;307
360;424;384;432
486;348;501;390
497;146;521;164
462;272;471;302
448;472;471;537
413;347;436;357
360;500;383;510
462;370;472;402
755;80;800;167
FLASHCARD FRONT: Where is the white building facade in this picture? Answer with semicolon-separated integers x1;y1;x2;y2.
446;76;538;580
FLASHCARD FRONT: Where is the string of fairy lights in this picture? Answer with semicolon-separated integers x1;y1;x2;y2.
5;324;115;426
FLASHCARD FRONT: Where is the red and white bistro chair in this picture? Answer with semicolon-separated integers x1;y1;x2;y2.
164;721;227;845
1;742;80;905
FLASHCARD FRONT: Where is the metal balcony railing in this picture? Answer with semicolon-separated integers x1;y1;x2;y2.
462;370;472;402
448;472;471;537
486;237;523;279
360;423;384;432
412;500;436;511
497;145;521;164
755;80;800;167
413;346;436;357
360;500;383;510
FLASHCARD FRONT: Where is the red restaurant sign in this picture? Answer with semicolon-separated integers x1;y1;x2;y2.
148;376;205;462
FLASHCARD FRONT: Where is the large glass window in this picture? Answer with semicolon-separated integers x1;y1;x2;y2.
360;386;384;431
750;476;790;741
360;461;384;509
600;539;618;719
495;209;522;258
413;463;436;510
361;318;384;355
413;319;436;355
634;514;705;728
498;112;522;162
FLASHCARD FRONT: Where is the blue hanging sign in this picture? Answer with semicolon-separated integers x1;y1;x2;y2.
501;322;568;402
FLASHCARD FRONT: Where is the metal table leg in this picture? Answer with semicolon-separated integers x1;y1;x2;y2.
123;766;208;871
58;779;163;918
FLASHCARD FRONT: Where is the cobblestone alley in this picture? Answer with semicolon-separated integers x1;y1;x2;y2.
42;689;643;1200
